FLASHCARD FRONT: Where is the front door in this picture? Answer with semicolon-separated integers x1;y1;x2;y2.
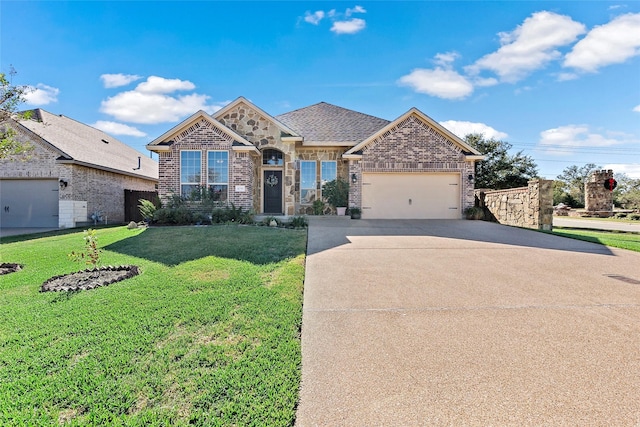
263;170;283;214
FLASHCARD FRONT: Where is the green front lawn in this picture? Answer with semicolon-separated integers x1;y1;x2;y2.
0;225;307;426
551;228;640;252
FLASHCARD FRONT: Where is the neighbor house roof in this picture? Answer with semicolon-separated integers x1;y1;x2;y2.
275;102;390;146
18;109;158;180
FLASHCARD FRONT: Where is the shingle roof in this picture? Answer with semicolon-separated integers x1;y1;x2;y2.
275;102;390;146
18;109;158;181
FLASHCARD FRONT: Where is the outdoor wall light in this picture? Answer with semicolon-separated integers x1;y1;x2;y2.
59;179;68;189
351;173;358;184
467;174;474;182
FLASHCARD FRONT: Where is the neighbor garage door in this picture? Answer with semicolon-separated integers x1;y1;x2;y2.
362;173;460;219
0;179;59;227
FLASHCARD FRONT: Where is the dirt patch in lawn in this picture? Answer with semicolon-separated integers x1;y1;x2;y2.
0;263;23;275
41;265;140;292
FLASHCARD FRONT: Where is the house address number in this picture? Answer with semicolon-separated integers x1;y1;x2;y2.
235;185;246;192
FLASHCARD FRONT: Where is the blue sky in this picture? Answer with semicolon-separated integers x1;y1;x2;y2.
2;1;639;178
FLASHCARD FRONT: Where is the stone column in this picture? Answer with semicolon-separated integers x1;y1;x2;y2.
585;170;614;213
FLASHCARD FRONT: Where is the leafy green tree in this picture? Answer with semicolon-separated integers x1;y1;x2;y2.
554;163;600;207
613;173;640;209
464;134;538;189
1;71;32;159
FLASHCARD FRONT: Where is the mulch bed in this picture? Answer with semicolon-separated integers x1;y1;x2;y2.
0;263;23;275
41;265;140;292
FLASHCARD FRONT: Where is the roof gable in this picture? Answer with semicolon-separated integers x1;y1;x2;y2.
147;110;256;151
18;109;158;180
345;108;483;159
275;102;390;146
214;97;300;137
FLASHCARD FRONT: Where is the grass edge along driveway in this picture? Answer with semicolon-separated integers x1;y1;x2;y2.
0;225;307;426
550;227;640;252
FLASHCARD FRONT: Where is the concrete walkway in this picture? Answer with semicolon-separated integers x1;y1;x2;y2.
554;216;640;233
296;218;640;426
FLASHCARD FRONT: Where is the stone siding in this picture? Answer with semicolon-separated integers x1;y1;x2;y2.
220;103;297;214
296;147;348;214
355;115;476;211
476;179;553;230
585;169;614;212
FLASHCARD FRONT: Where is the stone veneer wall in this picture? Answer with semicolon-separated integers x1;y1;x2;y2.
296;147;348;214
476;179;553;230
585;169;614;212
218;103;297;214
352;115;476;211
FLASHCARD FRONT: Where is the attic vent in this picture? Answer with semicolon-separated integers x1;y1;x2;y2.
101;139;109;144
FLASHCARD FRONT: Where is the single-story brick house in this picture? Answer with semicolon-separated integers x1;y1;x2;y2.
146;97;484;219
0;109;158;228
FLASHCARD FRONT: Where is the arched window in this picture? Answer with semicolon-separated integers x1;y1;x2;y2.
262;149;283;166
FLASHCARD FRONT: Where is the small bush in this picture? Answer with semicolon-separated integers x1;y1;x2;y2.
211;204;254;224
138;199;158;222
464;207;484;220
312;199;325;215
630;213;640;221
288;216;308;229
615;213;628;219
154;205;194;225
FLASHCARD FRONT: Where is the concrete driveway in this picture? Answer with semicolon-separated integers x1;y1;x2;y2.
296;218;640;426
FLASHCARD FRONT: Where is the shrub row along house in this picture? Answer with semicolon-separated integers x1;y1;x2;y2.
147;97;484;219
0;109;158;228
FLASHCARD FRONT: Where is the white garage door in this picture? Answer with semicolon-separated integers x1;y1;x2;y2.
362;173;460;219
0;179;59;227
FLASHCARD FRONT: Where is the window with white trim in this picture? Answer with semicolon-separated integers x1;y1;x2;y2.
321;161;337;188
300;160;317;205
180;150;201;198
207;151;229;202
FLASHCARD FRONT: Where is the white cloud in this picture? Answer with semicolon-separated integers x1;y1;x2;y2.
100;76;221;124
434;51;460;67
398;68;474;100
303;6;367;34
440;120;508;140
538;124;622;154
557;72;579;81
633;105;640;112
346;5;366;16
604;163;640;178
473;77;499;87
331;18;366;34
304;10;325;25
100;73;142;88
467;11;586;82
92;120;147;137
564;13;640;72
23;84;59;105
136;76;196;94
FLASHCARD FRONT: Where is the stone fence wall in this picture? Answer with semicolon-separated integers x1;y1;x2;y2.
475;179;554;230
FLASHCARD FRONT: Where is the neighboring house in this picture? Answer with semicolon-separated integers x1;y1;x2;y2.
146;97;484;219
0;109;158;228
